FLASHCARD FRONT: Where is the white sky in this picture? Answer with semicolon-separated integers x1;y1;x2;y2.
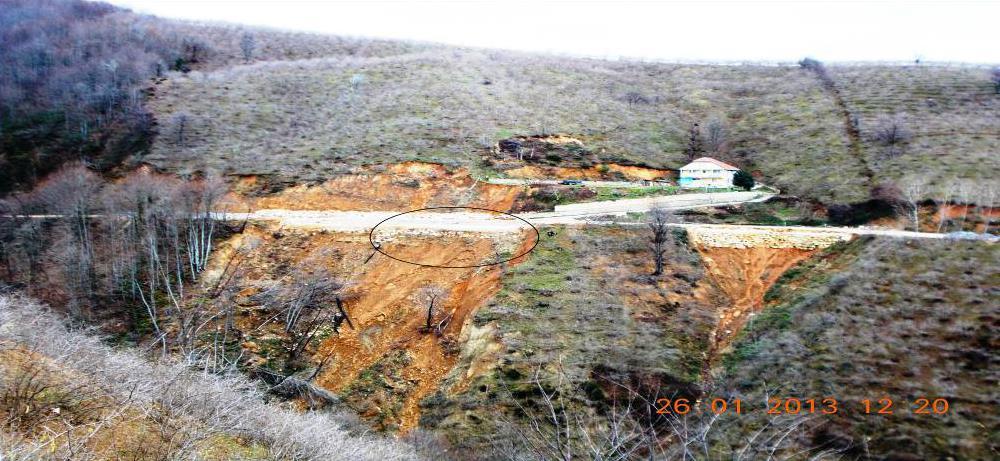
107;1;999;63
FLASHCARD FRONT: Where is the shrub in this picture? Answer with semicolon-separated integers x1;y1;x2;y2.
733;170;755;190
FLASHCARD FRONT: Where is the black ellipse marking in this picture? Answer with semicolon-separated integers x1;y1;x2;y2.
368;206;540;268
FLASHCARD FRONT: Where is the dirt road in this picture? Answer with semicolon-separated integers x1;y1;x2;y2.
219;191;771;232
486;178;659;188
220;196;960;242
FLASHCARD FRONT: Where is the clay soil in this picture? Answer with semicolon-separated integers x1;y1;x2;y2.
504;163;672;181
696;246;817;358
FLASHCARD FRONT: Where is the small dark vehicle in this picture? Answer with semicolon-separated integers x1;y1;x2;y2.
560;179;584;185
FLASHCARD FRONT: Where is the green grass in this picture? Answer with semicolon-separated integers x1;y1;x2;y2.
588;185;680;201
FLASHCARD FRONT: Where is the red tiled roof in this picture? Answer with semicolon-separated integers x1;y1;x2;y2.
683;157;739;170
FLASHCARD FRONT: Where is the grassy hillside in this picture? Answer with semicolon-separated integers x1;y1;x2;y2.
0;0;429;194
716;237;999;459
831;65;1000;200
146;51;875;203
419;225;721;454
144;44;998;206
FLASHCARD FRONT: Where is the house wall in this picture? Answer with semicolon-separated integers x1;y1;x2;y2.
679;168;735;188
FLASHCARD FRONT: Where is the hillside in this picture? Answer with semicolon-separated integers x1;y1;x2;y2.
0;0;431;193
143;50;998;208
718;237;999;459
0;2;997;460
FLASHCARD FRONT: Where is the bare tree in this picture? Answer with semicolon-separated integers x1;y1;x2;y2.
932;179;959;233
273;267;351;367
169;112;190;146
181;37;209;64
703;117;728;154
648;207;675;276
897;175;930;231
684;123;704;161
416;285;447;333
624;90;650;108
871;114;911;159
34;163;103;307
240;32;256;63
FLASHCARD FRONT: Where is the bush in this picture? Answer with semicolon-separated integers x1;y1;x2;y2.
733;170;755;190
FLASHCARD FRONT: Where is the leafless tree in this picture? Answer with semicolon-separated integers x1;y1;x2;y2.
931;179;959;233
267;263;353;368
416;285;447;333
896;175;930;231
703;117;728;154
34;163;103;306
648;207;675;276
871;114;911;158
684;123;704;161
240;32;256;63
624;90;650;108
0;195;45;284
100;171;225;355
169;112;191;146
181;37;209;64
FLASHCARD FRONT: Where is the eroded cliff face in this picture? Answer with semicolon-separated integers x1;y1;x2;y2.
686;226;851;358
697;246;818;354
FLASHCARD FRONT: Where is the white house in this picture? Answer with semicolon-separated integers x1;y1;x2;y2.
678;157;739;189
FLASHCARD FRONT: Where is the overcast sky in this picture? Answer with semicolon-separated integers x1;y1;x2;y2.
107;1;998;63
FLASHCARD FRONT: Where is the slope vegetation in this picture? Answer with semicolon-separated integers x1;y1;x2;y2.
717;238;998;459
145;52;870;204
0;295;421;460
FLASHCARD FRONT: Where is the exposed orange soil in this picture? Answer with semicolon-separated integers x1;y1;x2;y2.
245;162;522;212
314;235;512;431
505;163;672;181
932;204;999;232
213;221;535;432
696;246;817;355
